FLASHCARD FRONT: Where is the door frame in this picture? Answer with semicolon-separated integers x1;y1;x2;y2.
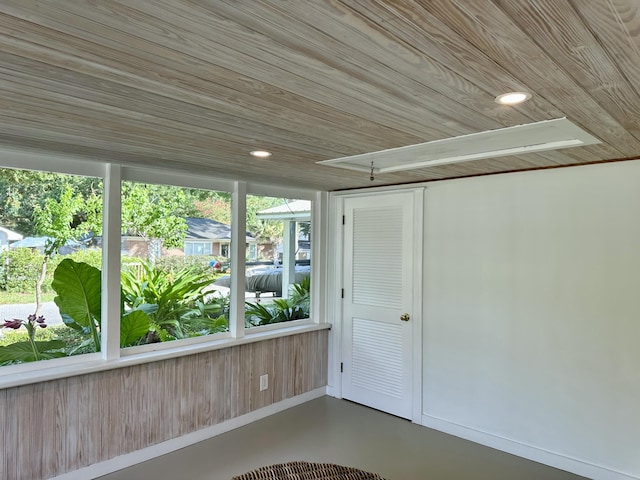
327;188;424;423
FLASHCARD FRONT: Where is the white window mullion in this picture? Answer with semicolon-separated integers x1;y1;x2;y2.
230;181;247;338
101;163;122;360
311;191;328;323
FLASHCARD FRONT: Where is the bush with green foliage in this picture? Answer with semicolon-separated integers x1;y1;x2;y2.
121;260;227;343
0;248;45;292
0;248;106;294
155;255;226;281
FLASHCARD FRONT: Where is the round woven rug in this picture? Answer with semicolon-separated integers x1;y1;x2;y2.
231;461;386;480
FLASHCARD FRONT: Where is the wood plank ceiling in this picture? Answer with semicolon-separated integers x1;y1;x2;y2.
0;0;639;191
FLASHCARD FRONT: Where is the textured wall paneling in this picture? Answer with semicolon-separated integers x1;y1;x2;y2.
0;330;328;480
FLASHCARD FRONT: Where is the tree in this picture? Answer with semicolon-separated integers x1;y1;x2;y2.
194;195;231;225
0;169;101;236
121;182;198;260
32;186;101;314
194;194;287;257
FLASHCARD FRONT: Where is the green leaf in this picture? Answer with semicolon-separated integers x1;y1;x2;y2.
0;340;67;363
68;337;98;355
202;315;228;333
120;310;151;347
52;259;101;329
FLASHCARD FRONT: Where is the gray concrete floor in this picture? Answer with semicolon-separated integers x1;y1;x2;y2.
99;396;586;480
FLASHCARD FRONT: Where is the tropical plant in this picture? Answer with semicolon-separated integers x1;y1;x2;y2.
181;299;228;336
244;276;310;326
288;276;311;317
52;259;151;350
120;261;222;342
52;259;102;351
0;314;66;364
244;301;277;327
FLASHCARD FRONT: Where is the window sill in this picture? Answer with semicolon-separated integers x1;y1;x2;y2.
0;322;331;390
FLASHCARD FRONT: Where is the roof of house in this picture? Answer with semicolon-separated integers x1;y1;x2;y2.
257;200;311;221
185;218;254;243
0;226;23;242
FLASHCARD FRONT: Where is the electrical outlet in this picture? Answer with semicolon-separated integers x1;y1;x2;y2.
259;374;268;391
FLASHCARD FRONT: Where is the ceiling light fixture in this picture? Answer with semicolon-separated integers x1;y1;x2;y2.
250;150;272;158
495;91;532;105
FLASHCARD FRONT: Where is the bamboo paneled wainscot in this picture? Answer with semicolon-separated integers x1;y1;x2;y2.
0;330;328;480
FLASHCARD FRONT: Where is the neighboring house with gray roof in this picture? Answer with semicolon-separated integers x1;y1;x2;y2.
184;217;255;258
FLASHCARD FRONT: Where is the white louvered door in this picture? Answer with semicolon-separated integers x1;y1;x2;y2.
342;191;420;419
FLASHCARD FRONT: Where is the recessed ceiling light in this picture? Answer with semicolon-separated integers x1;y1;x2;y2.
250;150;272;158
495;91;532;105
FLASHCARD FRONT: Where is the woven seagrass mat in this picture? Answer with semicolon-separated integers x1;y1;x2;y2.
231;461;386;480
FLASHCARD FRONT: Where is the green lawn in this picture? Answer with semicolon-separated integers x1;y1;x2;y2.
0;292;56;305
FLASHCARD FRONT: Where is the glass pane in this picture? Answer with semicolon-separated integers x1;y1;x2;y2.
120;182;231;348
244;196;311;328
0;167;103;366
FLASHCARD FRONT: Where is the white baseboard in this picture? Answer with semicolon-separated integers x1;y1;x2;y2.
50;388;326;480
421;414;638;480
325;384;341;398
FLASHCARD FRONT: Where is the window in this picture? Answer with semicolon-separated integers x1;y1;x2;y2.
0;158;320;379
120;181;231;349
0;167;103;366
244;196;311;328
185;241;212;256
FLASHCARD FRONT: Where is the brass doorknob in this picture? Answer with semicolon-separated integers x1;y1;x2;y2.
400;313;410;322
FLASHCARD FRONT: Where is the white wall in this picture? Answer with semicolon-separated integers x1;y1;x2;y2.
423;161;640;478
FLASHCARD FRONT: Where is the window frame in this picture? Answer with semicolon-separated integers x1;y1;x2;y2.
184;240;212;256
0;150;325;388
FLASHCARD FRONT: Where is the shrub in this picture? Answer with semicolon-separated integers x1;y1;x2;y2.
0;248;113;294
63;249;103;269
155;255;225;283
0;248;44;292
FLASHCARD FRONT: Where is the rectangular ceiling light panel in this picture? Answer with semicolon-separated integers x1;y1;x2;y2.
317;118;600;173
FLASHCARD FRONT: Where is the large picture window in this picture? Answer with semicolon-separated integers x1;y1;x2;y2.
120;181;232;348
0;167;103;366
0;160;319;379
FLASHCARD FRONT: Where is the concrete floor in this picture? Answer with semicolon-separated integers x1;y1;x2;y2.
99;396;587;480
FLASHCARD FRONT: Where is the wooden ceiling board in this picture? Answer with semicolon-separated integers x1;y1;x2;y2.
423;0;639;156
0;1;638;191
218;0;532;130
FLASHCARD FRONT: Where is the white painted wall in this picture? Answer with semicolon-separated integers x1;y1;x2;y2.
423;161;640;478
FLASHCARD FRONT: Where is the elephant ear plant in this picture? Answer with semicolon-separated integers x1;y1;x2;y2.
52;258;102;351
52;258;150;351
